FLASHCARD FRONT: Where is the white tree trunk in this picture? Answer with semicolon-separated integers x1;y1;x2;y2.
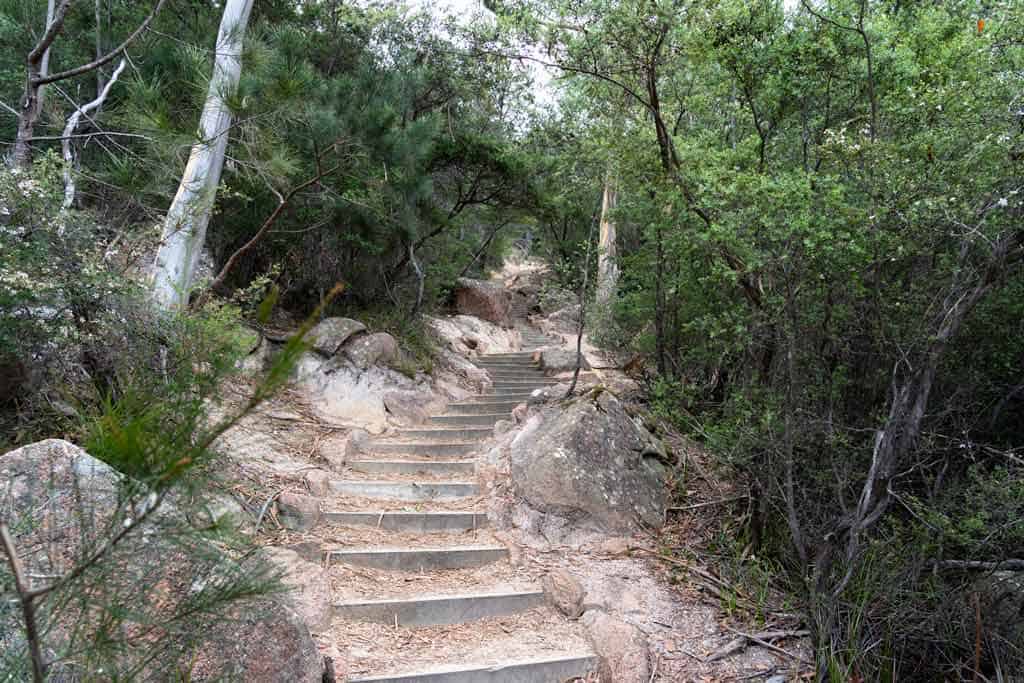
596;177;618;307
150;0;254;309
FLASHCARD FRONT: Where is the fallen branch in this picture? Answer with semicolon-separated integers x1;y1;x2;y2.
930;559;1024;571
723;627;810;663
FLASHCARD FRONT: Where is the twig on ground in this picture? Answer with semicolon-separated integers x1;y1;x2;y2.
667;495;749;512
255;488;285;533
723;627;810;663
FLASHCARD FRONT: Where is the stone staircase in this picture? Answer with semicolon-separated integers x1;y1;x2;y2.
323;323;598;681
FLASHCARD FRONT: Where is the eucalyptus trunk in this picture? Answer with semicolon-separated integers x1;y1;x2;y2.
150;0;254;309
595;176;618;308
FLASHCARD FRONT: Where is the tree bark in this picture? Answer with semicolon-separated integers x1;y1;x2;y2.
150;0;254;309
596;175;618;309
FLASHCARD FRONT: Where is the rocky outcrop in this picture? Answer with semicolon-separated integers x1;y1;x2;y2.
453;278;513;328
0;439;323;681
509;391;668;534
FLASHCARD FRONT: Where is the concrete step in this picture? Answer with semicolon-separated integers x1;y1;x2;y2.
491;380;559;388
334;589;544;627
366;442;479;457
485;370;547;378
329;480;478;501
479;352;535;360
430;413;508;427
489;387;547;396
475;359;539;367
395;427;492;442
348;459;475;477
445;400;522;414
322;511;487;532
348;655;599;683
327;545;507;570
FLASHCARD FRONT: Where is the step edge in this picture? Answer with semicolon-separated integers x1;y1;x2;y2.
333;588;543;608
347;654;600;683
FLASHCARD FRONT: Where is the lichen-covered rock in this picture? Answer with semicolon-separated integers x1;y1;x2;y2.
510;392;667;533
343;331;398;369
581;610;650;683
453;278;514;328
308;317;367;356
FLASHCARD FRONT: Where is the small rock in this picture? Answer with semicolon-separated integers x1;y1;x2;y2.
581;610;651;683
596;537;632;556
276;492;321;531
494;419;514;436
543;569;585;619
304;469;332;497
308;318;367;356
511;403;529;422
344;332;398;370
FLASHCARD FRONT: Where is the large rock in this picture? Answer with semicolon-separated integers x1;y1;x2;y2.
308;317;366;356
0;439;323;681
188;598;322;682
384;389;440;425
295;355;420;434
510;392;667;533
581;610;650;683
535;348;591;374
343;331;398;370
454;278;513;328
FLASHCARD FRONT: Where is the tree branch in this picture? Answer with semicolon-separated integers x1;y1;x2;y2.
35;0;166;86
208;163;341;295
27;0;76;66
1;523;47;682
